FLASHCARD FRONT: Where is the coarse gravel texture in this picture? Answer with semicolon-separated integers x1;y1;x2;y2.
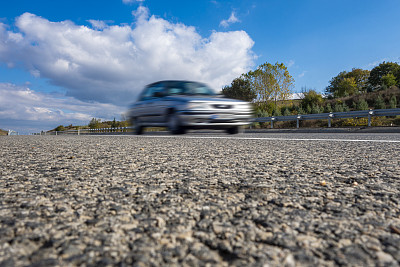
0;135;399;266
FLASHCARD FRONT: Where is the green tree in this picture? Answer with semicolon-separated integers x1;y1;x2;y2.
301;88;323;108
368;62;400;90
222;77;256;102
356;99;369;110
337;77;358;97
326;68;370;97
334;104;344;112
311;104;322;114
389;96;397;108
111;118;118;128
88;118;101;129
374;95;386;109
55;125;66;132
297;106;305;114
381;73;397;88
256;109;269;118
324;103;332;113
283;107;291;116
246;62;294;113
306;104;312;114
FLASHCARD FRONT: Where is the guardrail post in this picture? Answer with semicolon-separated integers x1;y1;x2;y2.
328;113;333;128
78;129;80;135
368;110;373;127
271;117;275;129
296;116;301;128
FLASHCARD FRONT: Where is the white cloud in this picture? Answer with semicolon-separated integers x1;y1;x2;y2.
122;0;145;4
287;60;295;68
0;8;255;106
220;12;240;28
298;71;307;78
0;83;123;134
88;20;108;30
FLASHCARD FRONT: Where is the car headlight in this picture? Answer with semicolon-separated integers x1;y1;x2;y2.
186;102;208;110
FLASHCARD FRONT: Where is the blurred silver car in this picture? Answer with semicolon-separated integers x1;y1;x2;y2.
128;80;253;134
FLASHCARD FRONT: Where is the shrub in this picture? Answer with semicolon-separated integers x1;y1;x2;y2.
256;109;269;118
306;104;312;114
55;125;66;132
274;108;282;116
311;104;322;114
324;103;332;113
389;96;397;108
283;107;291;116
356;99;369;110
334;104;344;112
374;95;386;109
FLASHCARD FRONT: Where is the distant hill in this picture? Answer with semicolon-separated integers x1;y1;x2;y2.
0;129;8;136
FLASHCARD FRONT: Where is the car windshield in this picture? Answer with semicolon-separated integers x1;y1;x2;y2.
167;82;217;96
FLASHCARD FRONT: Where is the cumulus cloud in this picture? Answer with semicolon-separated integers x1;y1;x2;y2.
87;20;109;30
298;71;307;78
123;0;144;4
0;83;123;134
220;12;240;28
287;60;295;68
0;7;254;106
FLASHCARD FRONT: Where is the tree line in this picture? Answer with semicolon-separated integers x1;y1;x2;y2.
53;118;129;132
222;61;400;118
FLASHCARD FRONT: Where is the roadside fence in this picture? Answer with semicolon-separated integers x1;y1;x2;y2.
36;127;132;135
33;108;400;135
253;108;400;128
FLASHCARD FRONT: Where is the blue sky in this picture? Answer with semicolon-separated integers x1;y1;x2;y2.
1;0;400;134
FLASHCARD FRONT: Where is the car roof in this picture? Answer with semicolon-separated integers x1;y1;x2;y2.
147;80;204;87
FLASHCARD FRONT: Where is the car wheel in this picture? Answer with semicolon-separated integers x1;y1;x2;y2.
168;113;185;134
226;126;240;134
133;118;143;135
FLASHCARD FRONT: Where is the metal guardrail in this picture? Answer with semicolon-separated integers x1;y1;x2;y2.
36;127;132;135
8;130;19;135
34;108;400;135
253;108;400;128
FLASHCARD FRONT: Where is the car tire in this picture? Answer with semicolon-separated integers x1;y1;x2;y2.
133;118;143;135
226;126;240;134
168;113;185;134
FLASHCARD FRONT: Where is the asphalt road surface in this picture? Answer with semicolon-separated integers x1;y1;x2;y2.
1;133;399;266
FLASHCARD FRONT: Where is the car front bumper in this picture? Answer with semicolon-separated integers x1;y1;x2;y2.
177;111;253;128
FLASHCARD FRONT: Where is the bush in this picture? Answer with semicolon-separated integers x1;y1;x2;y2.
301;89;323;108
55;125;66;132
306;105;312;114
324;103;332;113
374;95;386;109
342;117;387;127
311;104;322;114
256;109;269;118
334;104;344;112
356;99;369;110
88;118;102;129
283;107;291;116
390;96;397;108
274;108;282;116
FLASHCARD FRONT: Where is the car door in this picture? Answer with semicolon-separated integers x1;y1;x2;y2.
140;83;166;124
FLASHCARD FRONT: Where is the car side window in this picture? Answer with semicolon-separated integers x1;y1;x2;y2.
139;83;165;101
166;83;184;95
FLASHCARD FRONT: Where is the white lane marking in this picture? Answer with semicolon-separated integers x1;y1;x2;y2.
114;135;400;143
